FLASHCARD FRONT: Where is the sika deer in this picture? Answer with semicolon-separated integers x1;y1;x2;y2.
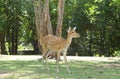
41;27;80;73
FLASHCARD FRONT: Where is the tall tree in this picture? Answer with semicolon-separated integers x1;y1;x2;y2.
56;0;65;37
33;0;65;55
33;0;52;54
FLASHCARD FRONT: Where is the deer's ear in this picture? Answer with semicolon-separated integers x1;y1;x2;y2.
73;26;76;30
67;27;71;33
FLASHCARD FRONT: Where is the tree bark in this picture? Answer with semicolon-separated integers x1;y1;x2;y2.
0;33;5;54
33;0;53;54
56;0;65;37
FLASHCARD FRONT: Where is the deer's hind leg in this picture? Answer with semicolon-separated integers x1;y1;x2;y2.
42;49;49;70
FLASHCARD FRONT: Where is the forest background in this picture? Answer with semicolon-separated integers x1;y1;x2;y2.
0;0;120;57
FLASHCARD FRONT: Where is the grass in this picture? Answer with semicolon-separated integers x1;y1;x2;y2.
0;59;120;79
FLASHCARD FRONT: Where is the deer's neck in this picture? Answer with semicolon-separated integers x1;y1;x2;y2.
65;35;72;48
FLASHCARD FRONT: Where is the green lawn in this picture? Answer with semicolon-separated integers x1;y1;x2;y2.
0;59;120;79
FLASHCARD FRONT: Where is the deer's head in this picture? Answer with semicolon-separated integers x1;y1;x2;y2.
67;27;80;38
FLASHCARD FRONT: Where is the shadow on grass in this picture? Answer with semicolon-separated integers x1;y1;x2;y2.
0;60;120;79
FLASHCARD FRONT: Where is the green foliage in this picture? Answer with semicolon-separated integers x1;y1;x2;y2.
0;0;6;32
113;51;120;57
62;0;120;56
116;0;120;8
0;0;36;54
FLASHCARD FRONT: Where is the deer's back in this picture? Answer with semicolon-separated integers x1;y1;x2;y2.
43;34;66;51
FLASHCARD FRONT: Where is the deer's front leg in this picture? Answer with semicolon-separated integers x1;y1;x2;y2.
63;52;71;73
45;51;50;70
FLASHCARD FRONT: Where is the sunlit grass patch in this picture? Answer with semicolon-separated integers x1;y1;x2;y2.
0;60;120;79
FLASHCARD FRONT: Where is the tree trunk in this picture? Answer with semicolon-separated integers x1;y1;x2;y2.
88;32;93;56
56;0;65;37
33;0;65;59
33;0;53;54
0;33;6;54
